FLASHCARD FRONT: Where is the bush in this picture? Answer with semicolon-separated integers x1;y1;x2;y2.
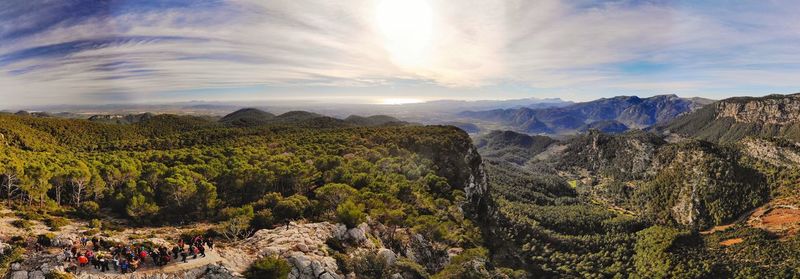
251;209;274;230
89;219;102;229
80;201;100;217
0;247;25;276
336;200;366;229
11;219;31;229
45;271;74;279
37;233;55;247
353;251;390;279
245;256;291;279
274;195;311;225
46;217;69;231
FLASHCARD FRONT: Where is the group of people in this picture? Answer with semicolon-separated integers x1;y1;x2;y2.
62;235;214;274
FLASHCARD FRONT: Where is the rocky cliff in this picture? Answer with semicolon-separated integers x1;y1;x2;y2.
657;93;800;143
715;94;800;124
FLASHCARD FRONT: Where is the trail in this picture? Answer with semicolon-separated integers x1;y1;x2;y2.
75;247;226;277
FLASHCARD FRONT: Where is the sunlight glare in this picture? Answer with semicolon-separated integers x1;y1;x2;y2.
375;0;433;68
380;98;424;105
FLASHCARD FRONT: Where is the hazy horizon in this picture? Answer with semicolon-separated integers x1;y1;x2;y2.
2;0;800;107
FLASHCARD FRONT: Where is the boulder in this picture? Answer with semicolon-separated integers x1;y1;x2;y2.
9;271;26;279
378;248;397;266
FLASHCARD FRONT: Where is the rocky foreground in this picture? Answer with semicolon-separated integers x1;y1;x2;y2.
7;220;468;279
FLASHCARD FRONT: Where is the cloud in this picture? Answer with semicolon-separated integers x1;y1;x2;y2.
1;0;799;106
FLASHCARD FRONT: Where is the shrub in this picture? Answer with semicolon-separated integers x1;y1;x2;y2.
274;195;311;225
353;251;390;279
46;217;69;231
80;201;100;217
245;256;291;279
45;271;74;279
37;233;55;247
336;200;365;229
89;219;102;229
11;219;31;229
251;209;274;230
0;247;25;276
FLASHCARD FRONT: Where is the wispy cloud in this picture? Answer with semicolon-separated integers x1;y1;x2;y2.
1;0;799;106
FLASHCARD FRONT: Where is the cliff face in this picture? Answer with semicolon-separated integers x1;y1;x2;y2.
715;95;800;124
657;93;800;143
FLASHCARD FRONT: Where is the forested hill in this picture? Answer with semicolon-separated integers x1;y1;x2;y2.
475;129;799;277
0;112;512;278
656;93;800;143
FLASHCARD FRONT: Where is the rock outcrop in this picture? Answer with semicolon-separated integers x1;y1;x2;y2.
715;94;800;124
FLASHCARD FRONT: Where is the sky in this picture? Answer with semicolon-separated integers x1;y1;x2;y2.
1;0;800;107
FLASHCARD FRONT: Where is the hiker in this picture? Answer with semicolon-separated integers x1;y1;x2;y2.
198;244;206;257
151;249;160;266
80;237;88;247
120;260;129;274
63;248;72;262
131;258;140;272
206;237;214;250
172;246;180;259
77;255;89;267
139;249;148;266
193;245;200;259
112;256;119;271
180;249;188;263
99;257;110;272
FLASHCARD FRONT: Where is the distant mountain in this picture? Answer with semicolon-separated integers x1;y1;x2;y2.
220;108;410;128
578;120;629;133
88;113;155;124
219;108;276;126
461;95;712;135
656;93;800;143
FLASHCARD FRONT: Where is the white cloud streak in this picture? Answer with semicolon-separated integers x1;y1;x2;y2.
1;0;799;106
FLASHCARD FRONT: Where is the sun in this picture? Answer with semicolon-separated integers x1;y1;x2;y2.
375;0;434;68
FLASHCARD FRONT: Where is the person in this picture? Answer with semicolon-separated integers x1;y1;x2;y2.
78;255;89;267
130;258;140;272
152;249;160;266
198;244;206;257
112;256;120;271
99;256;109;272
63;248;72;262
206;237;214;250
192;245;199;259
172;246;180;259
139;250;148;266
120;260;129;274
180;249;188;263
80;237;88;247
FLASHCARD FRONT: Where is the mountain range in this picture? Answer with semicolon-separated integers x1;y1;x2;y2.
460;94;713;135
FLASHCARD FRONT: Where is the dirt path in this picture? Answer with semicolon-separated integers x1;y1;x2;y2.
701;207;759;235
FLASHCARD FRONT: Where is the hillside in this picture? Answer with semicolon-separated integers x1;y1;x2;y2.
657;93;800;143
219;108;276;126
461;94;712;135
0;112;513;279
476;128;796;277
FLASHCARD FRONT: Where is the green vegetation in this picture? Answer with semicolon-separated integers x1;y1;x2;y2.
0;113;488;277
244;256;291;279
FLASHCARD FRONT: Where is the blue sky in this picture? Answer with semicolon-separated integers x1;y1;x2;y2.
1;0;800;107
